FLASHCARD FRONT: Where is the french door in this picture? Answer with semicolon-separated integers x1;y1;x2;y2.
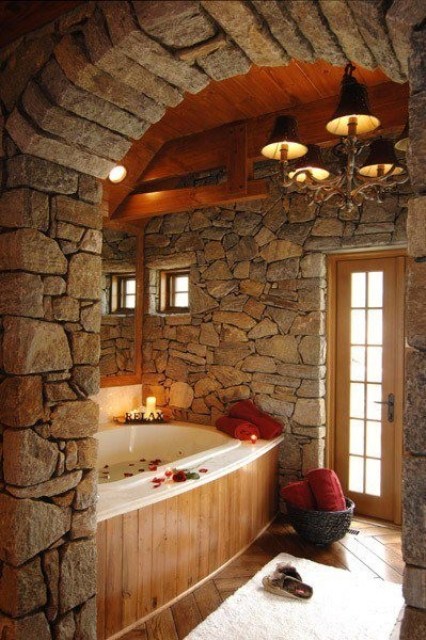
330;251;405;522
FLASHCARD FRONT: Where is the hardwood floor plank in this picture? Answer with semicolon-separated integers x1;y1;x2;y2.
145;609;179;640
374;532;402;545
172;593;202;640
193;581;222;620
356;535;405;575
339;535;402;583
121;626;148;640
214;576;249;592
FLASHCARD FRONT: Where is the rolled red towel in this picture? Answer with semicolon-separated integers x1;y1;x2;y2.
216;416;260;441
307;468;346;512
229;400;283;439
280;480;316;510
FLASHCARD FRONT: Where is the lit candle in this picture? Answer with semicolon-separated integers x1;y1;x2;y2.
146;396;156;415
250;434;258;445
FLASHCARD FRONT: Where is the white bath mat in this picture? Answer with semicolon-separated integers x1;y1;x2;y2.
184;552;403;640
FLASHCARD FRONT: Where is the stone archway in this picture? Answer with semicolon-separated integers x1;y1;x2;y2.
0;2;424;638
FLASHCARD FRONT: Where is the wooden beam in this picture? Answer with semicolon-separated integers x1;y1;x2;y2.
227;122;248;196
113;180;268;222
138;81;408;185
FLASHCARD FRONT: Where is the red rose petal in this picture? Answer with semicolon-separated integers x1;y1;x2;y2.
199;468;208;473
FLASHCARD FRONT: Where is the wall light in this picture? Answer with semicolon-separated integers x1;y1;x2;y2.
108;165;127;183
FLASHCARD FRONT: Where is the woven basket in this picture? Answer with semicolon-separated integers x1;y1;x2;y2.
286;498;355;546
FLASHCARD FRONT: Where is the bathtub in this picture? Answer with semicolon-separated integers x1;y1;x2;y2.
96;421;283;640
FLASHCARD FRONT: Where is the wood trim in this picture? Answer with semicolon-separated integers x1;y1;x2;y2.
100;226;145;388
393;256;406;526
96;447;279;639
113;179;268;222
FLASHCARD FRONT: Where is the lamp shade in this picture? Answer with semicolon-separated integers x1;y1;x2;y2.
261;115;308;160
288;145;330;182
394;120;409;152
326;64;380;136
359;139;405;177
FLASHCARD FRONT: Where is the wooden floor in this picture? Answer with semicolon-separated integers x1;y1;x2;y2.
119;515;403;640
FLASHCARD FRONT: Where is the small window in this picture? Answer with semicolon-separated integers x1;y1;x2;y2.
110;274;137;313
160;270;190;313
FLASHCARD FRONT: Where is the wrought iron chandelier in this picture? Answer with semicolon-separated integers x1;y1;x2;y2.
261;64;408;213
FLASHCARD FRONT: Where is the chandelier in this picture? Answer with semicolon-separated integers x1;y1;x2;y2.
261;64;408;213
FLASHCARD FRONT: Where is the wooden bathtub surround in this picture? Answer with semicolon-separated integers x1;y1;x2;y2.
97;446;279;640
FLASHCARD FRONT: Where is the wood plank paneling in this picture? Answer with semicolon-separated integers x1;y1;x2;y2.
97;447;279;639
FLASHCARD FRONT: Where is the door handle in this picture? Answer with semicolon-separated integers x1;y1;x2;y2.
374;393;395;422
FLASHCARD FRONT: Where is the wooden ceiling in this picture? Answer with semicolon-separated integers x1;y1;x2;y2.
0;1;84;49
106;60;408;218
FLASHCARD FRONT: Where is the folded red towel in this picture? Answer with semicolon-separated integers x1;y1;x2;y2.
216;416;260;441
229;400;283;439
307;468;346;512
280;480;316;510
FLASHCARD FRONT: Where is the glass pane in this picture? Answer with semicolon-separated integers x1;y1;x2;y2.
126;279;136;294
350;382;365;419
350;346;365;382
368;272;383;308
367;309;383;345
349;419;365;456
125;294;136;309
349;456;364;493
351;310;366;344
366;383;382;420
174;292;189;307
365;458;381;496
351;272;366;308
366;421;381;458
367;346;382;383
174;275;189;292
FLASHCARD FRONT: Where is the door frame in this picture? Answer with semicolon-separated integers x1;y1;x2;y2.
326;248;406;524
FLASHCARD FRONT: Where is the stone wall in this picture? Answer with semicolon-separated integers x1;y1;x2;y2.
0;152;102;637
100;229;136;377
142;170;407;486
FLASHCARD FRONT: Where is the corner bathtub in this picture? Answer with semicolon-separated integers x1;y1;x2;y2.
96;421;283;640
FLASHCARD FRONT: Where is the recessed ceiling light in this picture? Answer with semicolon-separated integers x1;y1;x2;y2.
108;165;127;183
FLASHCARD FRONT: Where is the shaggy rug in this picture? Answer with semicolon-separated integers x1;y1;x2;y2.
184;552;403;640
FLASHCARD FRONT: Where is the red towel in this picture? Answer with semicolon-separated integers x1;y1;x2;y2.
307;468;346;512
229;400;283;439
216;416;260;441
280;480;316;510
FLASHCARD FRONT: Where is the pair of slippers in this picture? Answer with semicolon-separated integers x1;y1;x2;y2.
262;562;313;600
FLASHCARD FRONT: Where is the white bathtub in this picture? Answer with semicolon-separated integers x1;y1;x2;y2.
96;421;283;522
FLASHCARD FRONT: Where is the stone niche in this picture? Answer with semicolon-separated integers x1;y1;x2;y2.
100;228;137;377
142;171;408;486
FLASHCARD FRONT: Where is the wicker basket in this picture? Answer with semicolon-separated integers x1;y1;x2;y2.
286;498;355;546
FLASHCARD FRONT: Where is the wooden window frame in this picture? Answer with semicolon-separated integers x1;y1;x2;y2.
159;269;190;314
109;273;137;314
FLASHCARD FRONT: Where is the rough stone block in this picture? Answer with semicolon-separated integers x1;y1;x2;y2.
0;228;67;274
72;366;100;397
0;494;70;566
242;355;277;373
169;381;194;409
255;394;292;418
405;350;426;454
293;398;326;427
299;336;326;366
7;155;78;194
0;611;51;640
2;317;72;375
404;565;426;609
252;0;314;61
400;606;426;640
0;188;49;230
3;429;58;487
198;43;251;81
50;401;99;439
6;109;115;179
53;611;76;639
0;556;47;617
70;506;97;540
101;1;209;93
52;195;102;230
52;296;80;322
68;254;102;300
201;0;289;66
42;548;59;622
7;470;83;500
260;240;302;262
0;376;45;428
76;438;98;470
59;539;97;613
71;332;100;366
0;272;44;318
256;335;299;364
403;456;426;566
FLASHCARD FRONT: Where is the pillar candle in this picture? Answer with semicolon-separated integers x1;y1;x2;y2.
146;396;156;415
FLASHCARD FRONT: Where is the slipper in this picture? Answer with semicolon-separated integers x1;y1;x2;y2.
262;563;313;600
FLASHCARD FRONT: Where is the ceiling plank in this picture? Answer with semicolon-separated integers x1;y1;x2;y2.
113;180;268;222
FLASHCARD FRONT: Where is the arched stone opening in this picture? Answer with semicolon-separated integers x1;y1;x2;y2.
0;2;424;638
